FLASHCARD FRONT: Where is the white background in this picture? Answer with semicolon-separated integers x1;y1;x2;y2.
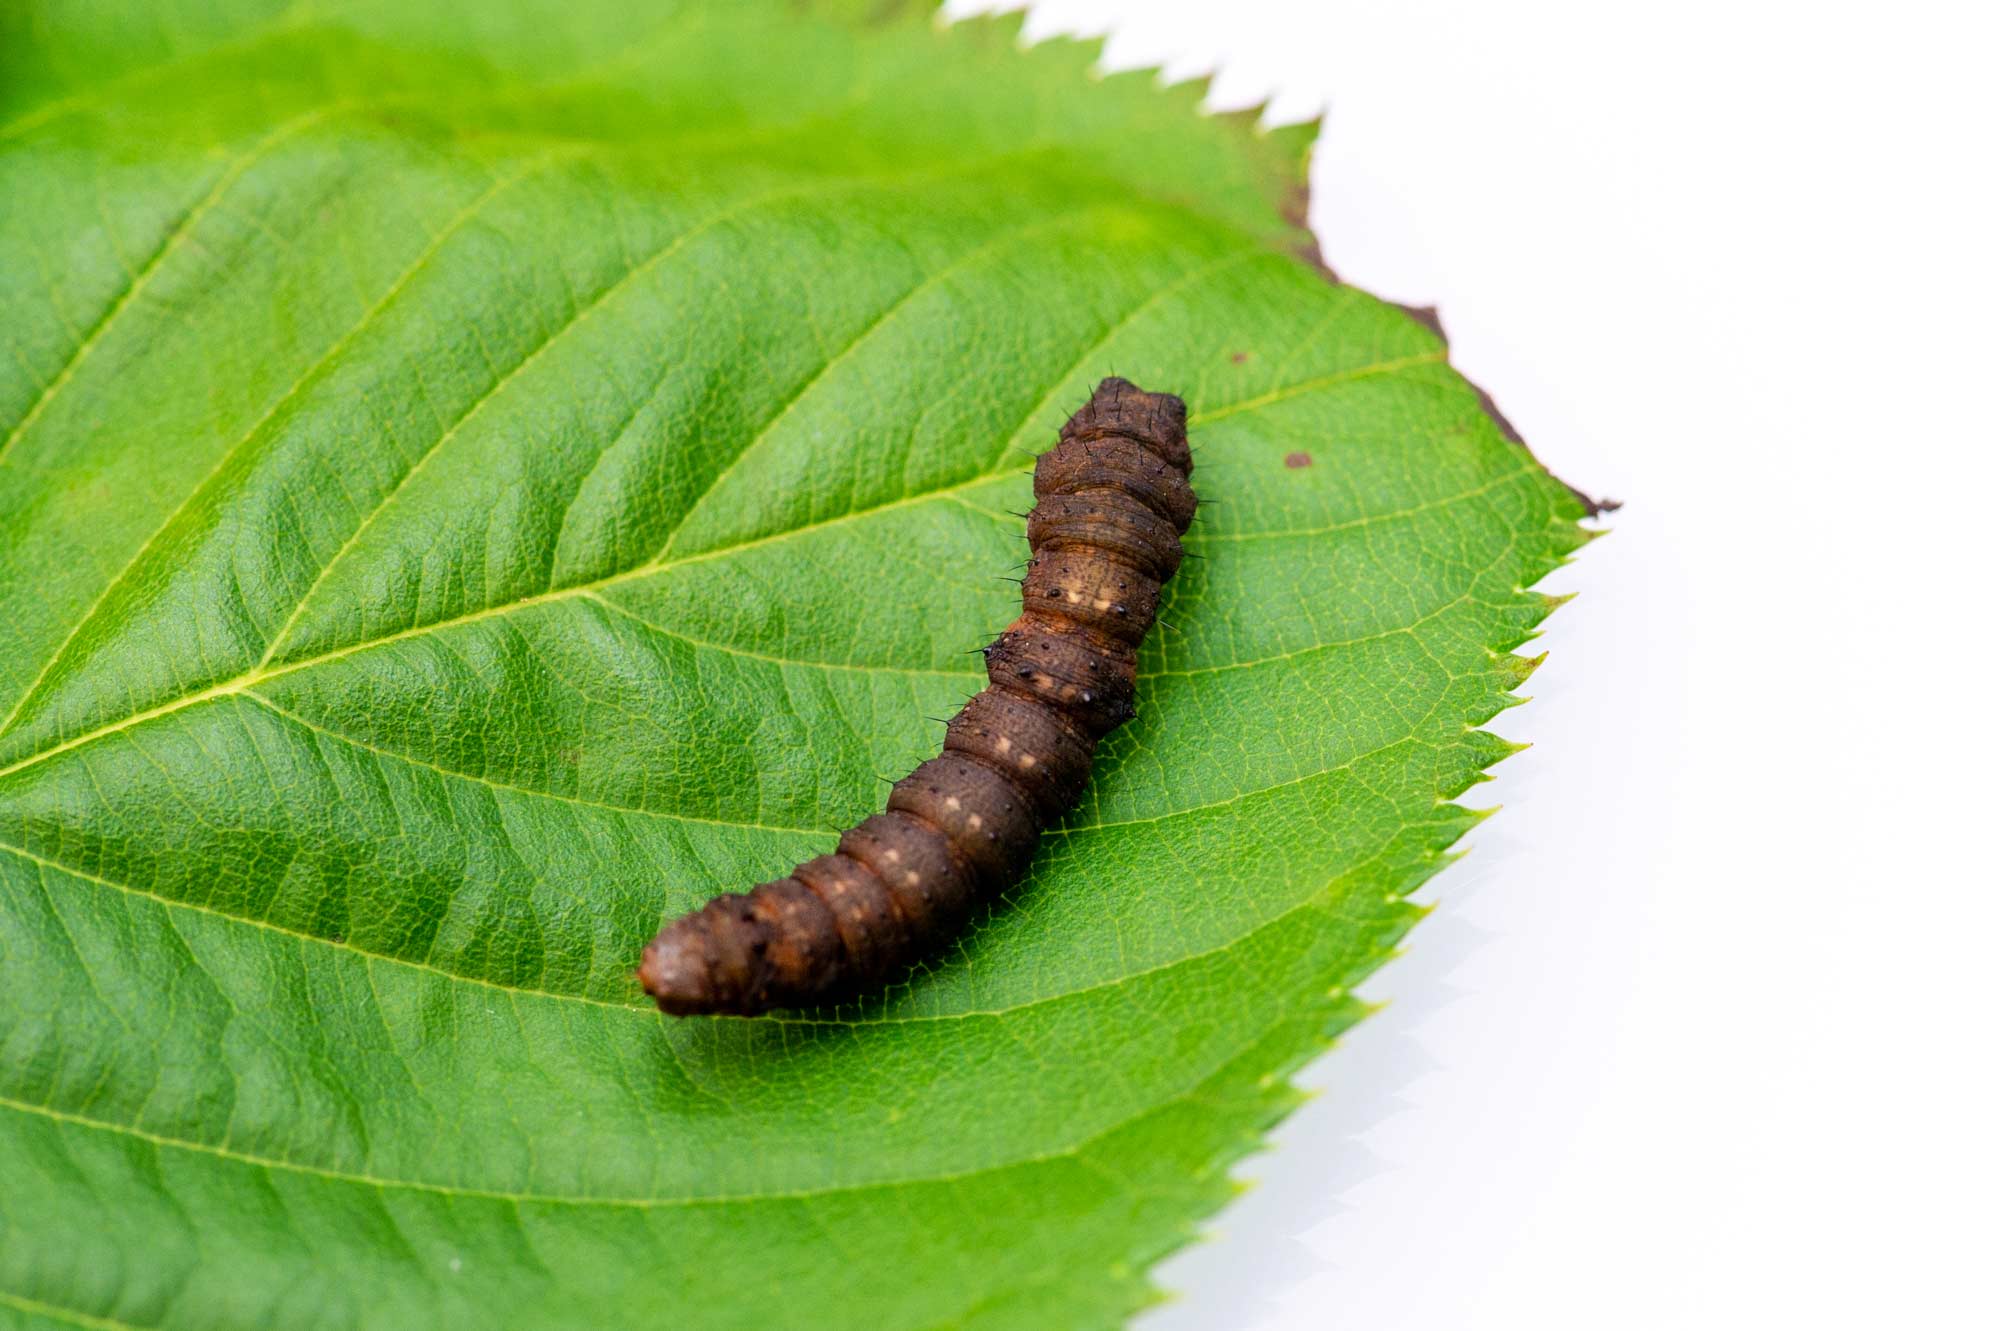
946;3;1997;1327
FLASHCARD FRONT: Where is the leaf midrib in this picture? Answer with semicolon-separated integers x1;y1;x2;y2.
0;347;1444;791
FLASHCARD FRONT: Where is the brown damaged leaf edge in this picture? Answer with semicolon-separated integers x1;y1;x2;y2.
1391;301;1619;517
1283;175;1615;517
639;377;1194;1016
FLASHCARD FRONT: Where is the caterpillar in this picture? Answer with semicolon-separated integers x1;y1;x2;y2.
638;377;1194;1016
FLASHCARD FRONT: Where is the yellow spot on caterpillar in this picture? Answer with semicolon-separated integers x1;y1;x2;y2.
884;848;902;863
904;871;920;887
995;734;1013;753
967;813;984;831
944;795;962;811
1019;753;1037;768
1093;597;1111;610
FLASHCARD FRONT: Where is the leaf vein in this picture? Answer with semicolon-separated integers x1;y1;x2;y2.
0;100;358;466
0;151;578;740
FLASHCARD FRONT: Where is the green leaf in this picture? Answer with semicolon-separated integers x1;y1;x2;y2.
0;3;1594;1328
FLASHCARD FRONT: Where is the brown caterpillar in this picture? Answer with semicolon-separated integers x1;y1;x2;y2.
638;377;1193;1016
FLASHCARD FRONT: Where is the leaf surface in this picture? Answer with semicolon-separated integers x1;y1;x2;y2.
0;4;1593;1327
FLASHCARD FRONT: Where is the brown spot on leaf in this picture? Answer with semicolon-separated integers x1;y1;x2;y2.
1231;351;1248;364
1284;451;1313;469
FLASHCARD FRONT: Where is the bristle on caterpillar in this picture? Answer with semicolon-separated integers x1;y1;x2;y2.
638;377;1193;1016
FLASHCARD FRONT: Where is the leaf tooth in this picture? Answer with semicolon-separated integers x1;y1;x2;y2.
1160;70;1215;111
1263;111;1322;155
985;6;1030;45
1490;648;1550;690
1022;26;1106;71
1211;98;1272;133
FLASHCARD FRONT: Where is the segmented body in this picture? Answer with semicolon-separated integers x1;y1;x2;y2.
639;377;1193;1016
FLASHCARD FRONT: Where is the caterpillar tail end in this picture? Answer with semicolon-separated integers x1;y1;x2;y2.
637;920;722;1016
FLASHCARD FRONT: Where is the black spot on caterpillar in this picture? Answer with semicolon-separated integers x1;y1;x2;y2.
638;377;1194;1016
